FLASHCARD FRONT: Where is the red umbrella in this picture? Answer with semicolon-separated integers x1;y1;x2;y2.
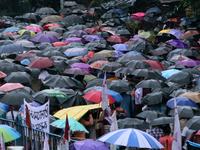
28;57;55;69
90;60;109;69
0;71;7;78
43;23;61;30
92;26;104;30
84;28;100;34
107;35;127;43
4;32;16;36
15;53;36;61
142;60;167;69
82;91;116;104
0;83;24;92
52;42;68;47
85;51;95;58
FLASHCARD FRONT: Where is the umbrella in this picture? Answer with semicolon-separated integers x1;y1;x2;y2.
176;59;200;67
64;68;90;75
64;37;85;44
169;54;189;61
166;72;194;85
42;89;68;99
35;7;57;14
137;32;155;42
64;48;88;57
118;118;149;130
83;90;116;104
136;110;165;120
70;139;110;150
40;15;65;22
168;106;195;118
112;44;129;51
100;62;123;72
150;117;174;126
161;69;182;79
94;50;116;58
108;9;126;17
127;40;153;52
25;26;43;33
185;116;200;130
167;39;189;49
86;78;110;89
90;60;109;69
0;125;21;143
146;7;162;14
0;91;34;105
151;47;172;56
126;60;151;69
98;128;164;149
131;12;146;17
142;60;167;70
0;44;25;54
54;103;100;120
0;71;7;78
51;118;88;132
166;97;199;109
32;91;59;106
107;79;134;93
178;92;200;103
107;35;127;43
43;75;77;88
85;35;104;42
141;91;164;105
65;15;85;25
168;29;183;39
28;57;55;69
70;63;91;72
135;79;169;89
169;89;188;97
71;30;88;36
101;12;119;19
84;28;100;34
18;29;35;36
0;83;24;92
64;1;77;6
29;33;59;43
113;67;135;74
179;30;200;40
4;72;33;83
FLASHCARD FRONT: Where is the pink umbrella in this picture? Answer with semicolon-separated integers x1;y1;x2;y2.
70;63;92;72
25;26;43;33
130;16;146;23
131;12;146;17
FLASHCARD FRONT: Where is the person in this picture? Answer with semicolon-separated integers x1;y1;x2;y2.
148;125;164;140
182;126;196;150
112;102;127;120
159;125;173;150
107;72;118;81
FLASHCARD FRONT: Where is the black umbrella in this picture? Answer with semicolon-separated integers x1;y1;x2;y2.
42;50;66;58
35;7;57;14
84;43;107;51
169;89;188;97
32;91;59;106
65;15;85;25
125;60;151;69
87;57;108;64
67;25;88;31
185;116;200;130
107;80;134;93
180;19;192;26
0;91;33;105
93;31;111;39
136;110;165;120
151;47;172;56
22;13;41;22
83;86;102;95
168;106;195;118
150;117;174;126
117;118;149;130
71;4;87;10
113;67;135;74
50;27;66;34
43;75;77;88
141;91;164;105
128;40;153;53
86;79;110;89
156;33;177;42
4;72;33;83
58;89;86;108
100;62;123;72
166;72;194;85
36;42;53;50
182;68;200;76
168;65;186;70
115;29;131;35
135;79;169;89
102;18;125;27
132;69;166;81
161;60;175;68
50;56;68;62
0;33;14;40
178;49;200;59
64;1;77;6
148;55;164;62
101;12;119;19
0;40;14;46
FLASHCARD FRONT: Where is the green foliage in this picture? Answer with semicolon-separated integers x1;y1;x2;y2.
181;0;200;14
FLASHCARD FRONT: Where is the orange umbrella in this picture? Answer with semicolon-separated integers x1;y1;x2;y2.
179;30;200;39
178;92;200;103
90;60;109;69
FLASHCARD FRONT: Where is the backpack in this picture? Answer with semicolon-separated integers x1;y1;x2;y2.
116;108;127;120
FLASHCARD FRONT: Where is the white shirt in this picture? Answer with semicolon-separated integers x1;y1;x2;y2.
181;126;195;149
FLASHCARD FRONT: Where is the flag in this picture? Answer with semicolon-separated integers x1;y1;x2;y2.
25;105;31;131
172;98;182;150
101;71;108;110
43;133;49;150
110;110;118;150
1;133;5;150
64;115;70;141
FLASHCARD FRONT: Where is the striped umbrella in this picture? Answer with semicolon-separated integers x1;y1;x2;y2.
98;128;164;149
0;125;21;143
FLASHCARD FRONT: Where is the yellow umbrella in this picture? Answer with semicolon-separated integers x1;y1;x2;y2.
54;104;101;121
158;29;171;34
178;92;200;103
18;29;35;36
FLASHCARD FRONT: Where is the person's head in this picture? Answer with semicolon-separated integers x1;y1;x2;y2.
109;72;115;77
114;102;121;108
126;75;133;82
162;125;171;135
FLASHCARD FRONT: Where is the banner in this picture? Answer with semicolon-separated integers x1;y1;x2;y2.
24;100;50;133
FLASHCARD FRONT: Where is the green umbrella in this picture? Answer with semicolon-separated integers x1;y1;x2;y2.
137;31;155;42
83;75;98;83
42;89;68;99
51;118;88;133
72;78;84;89
0;107;7;118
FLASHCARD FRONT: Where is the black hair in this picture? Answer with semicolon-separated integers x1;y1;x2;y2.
162;125;171;134
115;102;121;108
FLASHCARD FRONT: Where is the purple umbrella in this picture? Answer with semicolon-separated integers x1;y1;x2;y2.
69;139;110;150
167;39;189;49
113;50;124;58
86;35;104;42
64;37;85;44
168;29;183;39
176;59;200;67
70;30;89;36
129;37;148;41
64;68;90;75
112;44;129;51
29;33;59;43
70;63;92;72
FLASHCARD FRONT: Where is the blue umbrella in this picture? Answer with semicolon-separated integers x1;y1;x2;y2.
108;9;126;17
146;7;162;14
20;59;31;65
126;51;141;54
112;44;129;51
0;102;10;112
166;97;199;109
113;50;124;58
3;27;21;33
167;48;185;58
95;89;123;102
161;69;182;79
0;44;25;54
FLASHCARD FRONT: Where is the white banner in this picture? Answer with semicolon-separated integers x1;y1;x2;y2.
24;100;50;133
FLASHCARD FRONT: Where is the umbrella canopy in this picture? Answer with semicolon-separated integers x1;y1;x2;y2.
107;35;127;43
70;63;92;72
166;97;199;109
94;50;116;58
25;26;43;33
29;33;59;43
126;60;151;69
70;139;110;150
168;29;183;39
35;7;57;14
150;117;174;126
28;57;55;69
137;32;155;42
167;39;189;49
0;71;7;78
179;30;200;39
135;79;168;89
0;44;25;54
136;110;165;120
100;62;123;72
141;91;164;105
43;75;77;88
42;89;68;99
0;83;24;92
40;15;65;22
64;48;88;57
0;125;21;143
107;80;134;93
64;37;85;44
176;59;200;67
142;60;167;70
166;72;194;85
86;79;110;89
117;118;149;130
51;118;88;132
185;116;200;130
64;68;90;75
90;60;109;69
161;69;182;79
4;72;33;83
112;44;129;51
151;47;172;56
178;92;200;103
65;15;85;25
98;128;164;149
168;106;195;118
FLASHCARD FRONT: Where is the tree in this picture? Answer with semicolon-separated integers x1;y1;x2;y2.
181;0;200;15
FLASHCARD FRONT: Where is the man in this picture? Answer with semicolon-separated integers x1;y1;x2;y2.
107;72;118;81
182;126;196;150
159;125;173;150
148;125;164;140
